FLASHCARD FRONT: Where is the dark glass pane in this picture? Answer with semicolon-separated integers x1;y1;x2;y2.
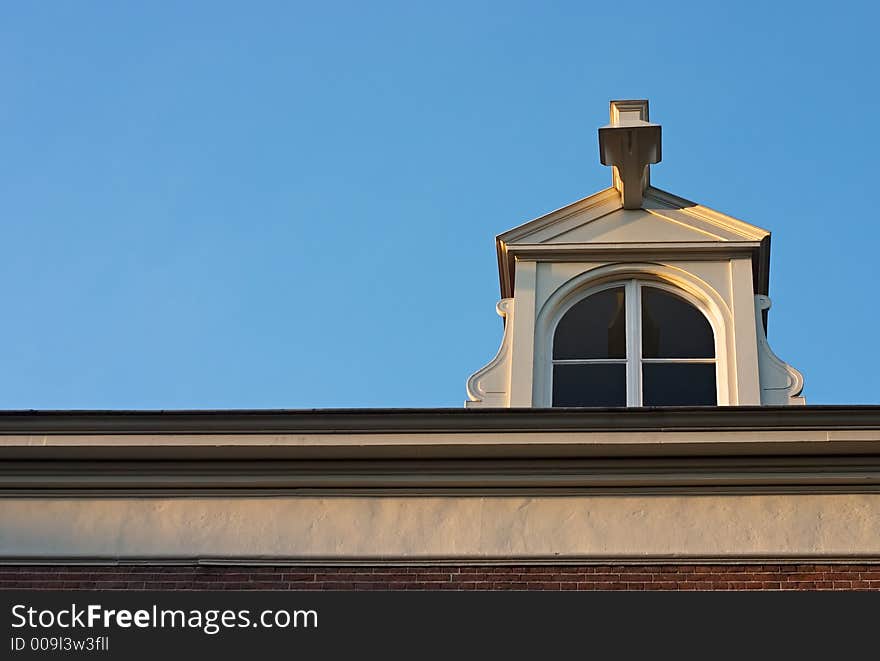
553;287;626;359
642;363;716;406
552;364;626;407
641;287;714;358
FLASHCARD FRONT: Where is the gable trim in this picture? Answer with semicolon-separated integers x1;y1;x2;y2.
645;188;770;242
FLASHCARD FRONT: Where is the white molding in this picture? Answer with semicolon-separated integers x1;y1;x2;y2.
627;281;641;405
727;258;760;404
508;261;537;407
505;241;762;261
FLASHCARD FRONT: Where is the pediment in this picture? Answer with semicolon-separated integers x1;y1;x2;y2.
548;207;728;243
496;185;772;298
499;186;769;247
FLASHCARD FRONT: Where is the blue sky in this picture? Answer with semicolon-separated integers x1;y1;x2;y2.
0;1;876;408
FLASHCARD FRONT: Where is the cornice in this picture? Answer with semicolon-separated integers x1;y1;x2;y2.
5;455;880;496
2;406;880;435
503;241;762;263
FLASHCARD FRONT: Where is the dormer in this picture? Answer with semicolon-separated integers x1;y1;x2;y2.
466;100;804;408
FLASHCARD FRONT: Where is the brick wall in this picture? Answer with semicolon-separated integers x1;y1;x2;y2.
2;565;880;590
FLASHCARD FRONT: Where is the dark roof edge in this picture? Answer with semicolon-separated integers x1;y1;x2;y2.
0;406;879;434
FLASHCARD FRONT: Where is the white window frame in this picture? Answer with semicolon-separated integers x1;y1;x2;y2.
549;279;717;407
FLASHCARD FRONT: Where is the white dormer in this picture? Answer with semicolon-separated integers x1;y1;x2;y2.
466;100;804;408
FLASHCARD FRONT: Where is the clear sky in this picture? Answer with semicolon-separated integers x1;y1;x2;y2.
1;1;876;409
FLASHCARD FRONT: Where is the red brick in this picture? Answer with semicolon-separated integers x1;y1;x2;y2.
0;564;878;591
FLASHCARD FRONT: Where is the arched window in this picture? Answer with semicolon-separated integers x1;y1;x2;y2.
552;280;716;407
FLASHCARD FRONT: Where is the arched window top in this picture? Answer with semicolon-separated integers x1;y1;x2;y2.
553;286;626;360
551;280;717;407
641;286;714;359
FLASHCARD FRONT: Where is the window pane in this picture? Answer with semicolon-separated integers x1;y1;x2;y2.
642;363;716;406
552;364;626;407
641;287;714;358
553;287;626;359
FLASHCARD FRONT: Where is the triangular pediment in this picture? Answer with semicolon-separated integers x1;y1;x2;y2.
549;207;728;243
499;186;769;246
495;185;772;298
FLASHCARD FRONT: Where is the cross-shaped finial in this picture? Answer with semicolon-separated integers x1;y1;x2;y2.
598;100;662;209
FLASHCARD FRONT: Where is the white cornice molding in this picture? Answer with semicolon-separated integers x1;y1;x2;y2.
504;241;763;262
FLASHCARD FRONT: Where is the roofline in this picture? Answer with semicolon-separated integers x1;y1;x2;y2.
1;406;880;435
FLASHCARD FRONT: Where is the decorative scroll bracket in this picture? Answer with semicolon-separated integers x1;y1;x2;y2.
465;299;514;408
755;295;805;405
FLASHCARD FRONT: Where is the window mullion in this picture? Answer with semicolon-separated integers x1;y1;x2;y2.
625;280;641;406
